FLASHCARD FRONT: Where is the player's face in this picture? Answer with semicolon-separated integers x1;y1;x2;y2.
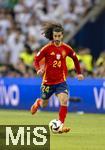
53;31;63;45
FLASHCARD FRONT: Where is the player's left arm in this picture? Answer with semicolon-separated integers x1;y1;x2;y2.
67;46;84;80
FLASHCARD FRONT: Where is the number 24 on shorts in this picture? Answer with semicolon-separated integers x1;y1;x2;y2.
42;85;50;93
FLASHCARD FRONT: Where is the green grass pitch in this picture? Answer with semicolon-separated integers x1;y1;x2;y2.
0;110;105;150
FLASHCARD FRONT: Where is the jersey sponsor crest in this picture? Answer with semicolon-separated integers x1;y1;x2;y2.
56;54;61;60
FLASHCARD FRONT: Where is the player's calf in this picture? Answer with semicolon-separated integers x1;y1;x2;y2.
41;100;49;108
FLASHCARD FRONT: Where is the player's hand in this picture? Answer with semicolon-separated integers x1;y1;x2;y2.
77;74;84;80
37;68;44;76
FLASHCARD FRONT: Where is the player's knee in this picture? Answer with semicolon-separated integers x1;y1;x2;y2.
57;93;69;106
61;98;68;106
61;95;69;106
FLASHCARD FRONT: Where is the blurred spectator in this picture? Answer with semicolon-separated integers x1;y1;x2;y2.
15;7;32;26
14;0;25;13
0;12;12;36
7;28;25;64
0;37;9;63
47;0;64;22
93;51;105;78
74;0;91;17
78;48;93;73
66;47;94;77
19;44;34;66
27;35;40;50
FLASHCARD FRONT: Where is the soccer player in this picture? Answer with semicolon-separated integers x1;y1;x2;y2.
31;22;84;133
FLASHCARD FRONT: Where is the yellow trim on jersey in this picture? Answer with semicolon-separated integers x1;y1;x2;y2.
63;71;66;81
40;43;51;52
63;43;73;50
42;70;47;84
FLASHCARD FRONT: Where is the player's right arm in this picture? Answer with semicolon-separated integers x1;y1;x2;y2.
34;45;48;75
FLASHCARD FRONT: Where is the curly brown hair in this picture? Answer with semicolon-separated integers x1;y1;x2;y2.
42;22;64;40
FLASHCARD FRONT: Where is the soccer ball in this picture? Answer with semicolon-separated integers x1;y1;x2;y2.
49;119;62;133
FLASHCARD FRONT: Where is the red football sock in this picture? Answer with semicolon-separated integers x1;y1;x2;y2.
59;106;68;123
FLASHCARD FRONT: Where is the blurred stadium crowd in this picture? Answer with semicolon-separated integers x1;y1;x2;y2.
0;0;104;78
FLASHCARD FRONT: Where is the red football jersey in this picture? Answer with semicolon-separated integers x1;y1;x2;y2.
34;42;81;85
